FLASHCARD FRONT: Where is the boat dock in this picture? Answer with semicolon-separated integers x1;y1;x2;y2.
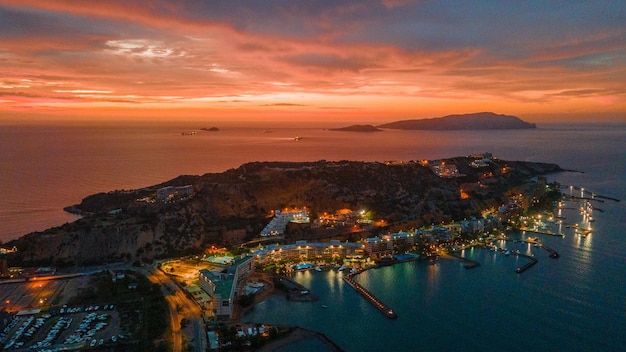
344;271;397;319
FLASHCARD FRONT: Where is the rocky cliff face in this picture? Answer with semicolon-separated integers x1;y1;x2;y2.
7;158;561;266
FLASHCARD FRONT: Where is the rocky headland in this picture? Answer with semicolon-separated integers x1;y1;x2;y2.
5;157;561;266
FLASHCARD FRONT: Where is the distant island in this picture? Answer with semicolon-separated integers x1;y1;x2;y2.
377;112;536;130
200;127;220;132
329;124;382;132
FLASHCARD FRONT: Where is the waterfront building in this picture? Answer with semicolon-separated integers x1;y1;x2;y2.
364;237;392;258
252;241;364;264
382;231;416;246
431;226;453;241
198;269;233;318
253;230;423;264
198;255;254;319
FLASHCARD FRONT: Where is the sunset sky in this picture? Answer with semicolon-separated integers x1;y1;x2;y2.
1;1;624;123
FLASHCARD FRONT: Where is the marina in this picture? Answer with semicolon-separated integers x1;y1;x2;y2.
242;164;626;352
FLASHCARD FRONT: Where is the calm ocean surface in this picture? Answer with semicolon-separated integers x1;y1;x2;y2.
1;121;625;351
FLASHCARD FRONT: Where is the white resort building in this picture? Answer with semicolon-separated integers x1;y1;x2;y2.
260;209;310;236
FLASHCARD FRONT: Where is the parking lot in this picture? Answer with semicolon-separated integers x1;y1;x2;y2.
1;304;125;351
1;276;92;313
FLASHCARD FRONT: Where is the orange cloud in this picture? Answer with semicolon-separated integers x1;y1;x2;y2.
1;1;624;122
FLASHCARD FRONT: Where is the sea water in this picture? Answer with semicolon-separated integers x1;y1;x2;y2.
1;121;625;350
244;191;625;351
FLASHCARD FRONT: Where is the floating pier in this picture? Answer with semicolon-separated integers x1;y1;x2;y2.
344;271;397;319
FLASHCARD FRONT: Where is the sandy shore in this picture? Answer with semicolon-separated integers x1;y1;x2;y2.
232;270;344;351
231;270;280;321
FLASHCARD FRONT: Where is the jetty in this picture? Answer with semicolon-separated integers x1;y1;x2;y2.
445;251;480;269
278;277;319;302
520;227;565;237
514;252;538;273
344;271;397;319
509;239;560;259
567;185;620;202
534;242;560;259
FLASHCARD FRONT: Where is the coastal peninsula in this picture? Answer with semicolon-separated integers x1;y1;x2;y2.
5;155;561;267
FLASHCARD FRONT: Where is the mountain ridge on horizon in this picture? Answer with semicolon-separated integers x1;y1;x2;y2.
377;112;537;130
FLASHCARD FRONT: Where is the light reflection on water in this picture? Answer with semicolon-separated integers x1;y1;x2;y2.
425;262;440;304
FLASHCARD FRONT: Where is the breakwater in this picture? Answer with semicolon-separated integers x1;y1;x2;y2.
520;227;565;237
534;242;560;259
568;185;621;202
446;251;480;269
344;271;397;319
514;252;538;273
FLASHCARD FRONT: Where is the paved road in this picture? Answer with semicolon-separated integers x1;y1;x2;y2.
138;267;182;352
139;266;206;352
